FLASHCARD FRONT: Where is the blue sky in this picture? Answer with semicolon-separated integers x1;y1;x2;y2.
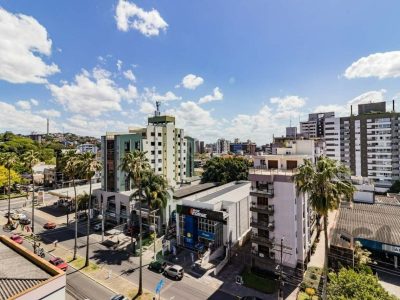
1;0;400;143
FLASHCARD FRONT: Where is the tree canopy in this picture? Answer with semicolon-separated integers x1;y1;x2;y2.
201;156;252;184
328;268;398;300
0;165;21;188
388;180;400;193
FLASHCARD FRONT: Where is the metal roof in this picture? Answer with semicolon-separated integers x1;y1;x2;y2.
173;182;218;199
0;278;47;300
332;202;400;249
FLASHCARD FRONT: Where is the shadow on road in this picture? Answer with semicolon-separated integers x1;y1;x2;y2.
91;248;131;265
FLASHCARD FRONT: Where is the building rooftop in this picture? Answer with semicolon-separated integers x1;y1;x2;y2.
189;181;250;204
174;182;218;199
331;202;400;249
375;194;400;206
0;236;64;299
249;167;298;177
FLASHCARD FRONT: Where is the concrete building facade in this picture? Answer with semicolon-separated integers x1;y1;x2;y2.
325;102;400;191
300;112;335;138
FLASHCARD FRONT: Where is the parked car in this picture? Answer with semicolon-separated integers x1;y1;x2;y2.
240;297;264;300
110;295;128;300
93;223;102;231
11;213;26;220
10;234;23;244
76;211;88;221
148;261;167;273
43;222;57;229
164;264;184;280
19;218;31;225
49;257;68;271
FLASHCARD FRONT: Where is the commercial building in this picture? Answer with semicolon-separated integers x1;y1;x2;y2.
0;235;66;300
324;102;400;191
300;112;335;138
330;196;400;270
175;181;251;254
230;140;257;155
248;140;317;274
286;126;298;139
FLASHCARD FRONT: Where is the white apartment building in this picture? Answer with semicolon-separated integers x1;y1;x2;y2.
77;143;99;154
216;138;230;154
249;140;317;273
324;102;400;192
300;112;335;138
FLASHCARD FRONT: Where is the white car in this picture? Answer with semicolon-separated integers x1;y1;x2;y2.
164;264;184;280
11;213;26;220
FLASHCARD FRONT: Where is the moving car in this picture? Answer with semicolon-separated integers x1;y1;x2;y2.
10;234;23;244
49;257;68;271
148;261;167;273
164;264;184;280
19;218;31;225
43;222;57;229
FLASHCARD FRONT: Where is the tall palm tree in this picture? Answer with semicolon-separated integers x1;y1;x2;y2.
63;151;81;260
22;150;40;252
120;150;150;296
0;152;19;226
294;157;355;300
79;152;102;267
142;170;169;211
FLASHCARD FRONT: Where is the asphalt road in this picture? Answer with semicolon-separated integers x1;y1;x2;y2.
16;207;237;300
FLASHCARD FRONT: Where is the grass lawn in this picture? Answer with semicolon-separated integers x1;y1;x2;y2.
67;255;99;272
241;269;277;294
0;193;25;200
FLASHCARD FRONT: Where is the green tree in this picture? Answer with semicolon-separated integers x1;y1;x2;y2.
62;150;81;260
120;150;150;296
21;150;40;252
294;157;355;300
142;170;169;211
79;152;102;267
388;180;400;193
328;268;398;300
201;156;251;184
0;153;19;225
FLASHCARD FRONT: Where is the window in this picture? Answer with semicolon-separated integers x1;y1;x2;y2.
158;168;162;172
151;159;155;163
151;132;155;136
158;132;162;137
151;142;155;146
158;142;162;146
124;141;130;152
134;141;140;149
151;150;155;155
158;150;162;154
158;159;162;163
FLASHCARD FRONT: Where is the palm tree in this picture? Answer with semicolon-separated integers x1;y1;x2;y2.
22;150;40;252
294;157;355;300
142;170;169;211
79;152;102;267
0;152;18;226
120;150;150;296
62;150;81;260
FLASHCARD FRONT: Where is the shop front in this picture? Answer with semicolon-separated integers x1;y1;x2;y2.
177;205;226;253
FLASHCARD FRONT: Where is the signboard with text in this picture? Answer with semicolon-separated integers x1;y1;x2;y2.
177;205;226;223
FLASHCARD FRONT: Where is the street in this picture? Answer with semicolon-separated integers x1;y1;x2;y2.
0;198;237;300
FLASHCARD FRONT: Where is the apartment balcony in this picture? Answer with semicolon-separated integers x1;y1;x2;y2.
250;203;275;215
250;186;274;197
250;218;275;231
251;233;275;247
251;250;275;261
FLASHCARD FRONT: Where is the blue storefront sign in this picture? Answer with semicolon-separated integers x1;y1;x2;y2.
184;215;197;248
198;230;215;240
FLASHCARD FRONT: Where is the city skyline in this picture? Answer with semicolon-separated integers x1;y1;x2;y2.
1;1;400;143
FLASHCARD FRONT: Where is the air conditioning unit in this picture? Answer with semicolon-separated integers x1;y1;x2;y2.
259;252;264;258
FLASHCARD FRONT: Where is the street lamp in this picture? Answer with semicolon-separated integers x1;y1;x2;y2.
97;213;104;242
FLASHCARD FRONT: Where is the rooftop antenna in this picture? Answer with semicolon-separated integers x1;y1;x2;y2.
155;101;161;116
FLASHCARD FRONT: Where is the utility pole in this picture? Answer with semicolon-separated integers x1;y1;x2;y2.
101;196;105;243
278;237;284;300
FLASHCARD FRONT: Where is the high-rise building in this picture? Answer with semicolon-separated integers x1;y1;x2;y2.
249;139;317;275
199;141;205;154
300;112;335;138
101;114;194;192
230;140;257;155
325;101;399;192
216;138;230;154
286;126;297;138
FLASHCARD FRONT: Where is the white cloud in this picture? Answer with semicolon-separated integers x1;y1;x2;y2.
154;91;181;102
270;95;306;111
140;102;155;114
117;59;123;71
180;74;204;90
16;100;31;110
123;69;136;82
344;51;400;79
115;0;168;37
198;87;223;104
0;101;56;134
30;99;39;106
0;8;59;84
314;89;387;117
48;67;138;117
38;109;61;118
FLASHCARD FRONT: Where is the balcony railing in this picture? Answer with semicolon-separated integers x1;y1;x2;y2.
251;233;275;247
250;186;274;197
250;218;275;231
250;203;274;215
